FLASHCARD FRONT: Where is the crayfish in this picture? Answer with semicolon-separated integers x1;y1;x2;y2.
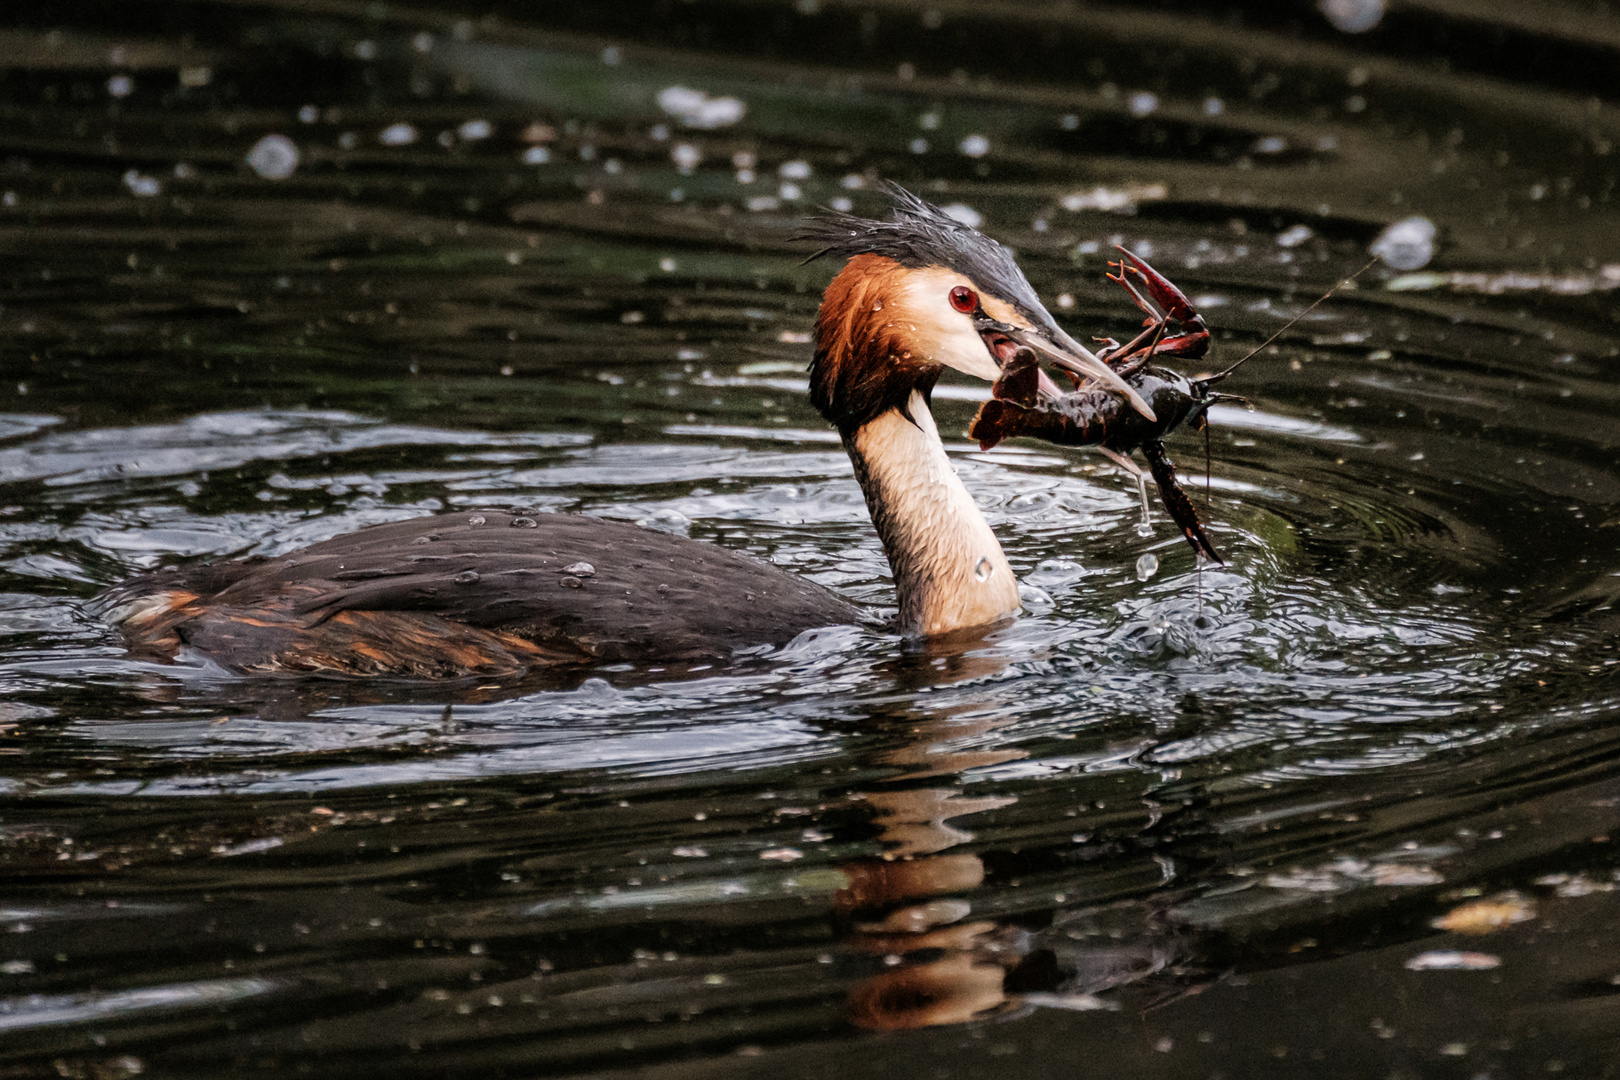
969;248;1242;564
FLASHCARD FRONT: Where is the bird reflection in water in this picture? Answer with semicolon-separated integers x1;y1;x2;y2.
835;643;1189;1030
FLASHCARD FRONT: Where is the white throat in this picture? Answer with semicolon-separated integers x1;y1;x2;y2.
845;391;1021;638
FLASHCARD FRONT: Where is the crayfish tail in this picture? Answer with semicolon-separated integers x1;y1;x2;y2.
1141;441;1224;565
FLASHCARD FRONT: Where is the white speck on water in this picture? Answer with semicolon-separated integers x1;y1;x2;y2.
600;46;622;65
1320;0;1385;33
670;142;702;171
659;257;678;272
760;848;803;861
779;182;802;201
1128;92;1159;117
746;195;780;212
830;196;853;212
1;959;35;974
1061;114;1080;130
657;86;746;129
732;151;756;169
940;203;981;228
353;39;377;60
245;135;300;180
1204;97;1225;115
1254;135;1289;155
673;846;708;858
779;160;812;180
179;66;211;88
107;74;134;98
298;104;319;124
959;134;990;157
337;132;358;150
1371;216;1437;270
1276;224;1314;248
1136;553;1159;581
122;170;161;197
841;173;865;189
918;111;941;130
457;119;492;141
378;123;418;146
909;138;929;154
1056;292;1075;309
1405;950;1500;971
521;146;551;165
412;31;434;53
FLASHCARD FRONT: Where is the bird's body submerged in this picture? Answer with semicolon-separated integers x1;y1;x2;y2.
101;511;859;676
103;186;1163;677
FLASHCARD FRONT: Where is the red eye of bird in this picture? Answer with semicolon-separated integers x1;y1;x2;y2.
948;285;978;314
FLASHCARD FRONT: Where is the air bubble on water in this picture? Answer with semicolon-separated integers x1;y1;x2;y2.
1135;554;1159;581
1018;583;1055;609
1371;216;1436;270
637;508;691;535
1276;224;1313;248
1320;0;1385;33
670;143;702;172
1127;92;1158;118
246;135;300;180
122;170;161;197
379;123;418;146
959;134;990;158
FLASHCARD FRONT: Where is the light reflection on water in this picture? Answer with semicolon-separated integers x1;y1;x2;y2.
2;0;1619;1076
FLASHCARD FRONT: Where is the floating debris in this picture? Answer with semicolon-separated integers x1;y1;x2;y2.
1431;893;1536;934
1371;216;1436;271
1405;950;1501;971
657;86;746;129
245;135;300;180
759;848;803;861
1387;266;1620;295
1060;183;1168;214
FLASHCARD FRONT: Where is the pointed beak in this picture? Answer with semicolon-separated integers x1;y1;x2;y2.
984;322;1157;422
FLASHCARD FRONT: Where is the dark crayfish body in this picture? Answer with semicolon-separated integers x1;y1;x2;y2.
972;356;1210;456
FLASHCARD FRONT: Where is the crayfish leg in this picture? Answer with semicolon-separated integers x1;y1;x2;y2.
1140;441;1224;564
1098;447;1154;535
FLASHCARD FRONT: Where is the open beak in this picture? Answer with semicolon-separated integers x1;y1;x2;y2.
976;317;1156;422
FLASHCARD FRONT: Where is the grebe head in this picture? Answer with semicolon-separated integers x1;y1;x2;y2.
800;185;1154;432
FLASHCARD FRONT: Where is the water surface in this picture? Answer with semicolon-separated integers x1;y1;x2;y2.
2;2;1619;1076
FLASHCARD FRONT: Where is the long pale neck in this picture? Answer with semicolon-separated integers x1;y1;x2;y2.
844;392;1021;638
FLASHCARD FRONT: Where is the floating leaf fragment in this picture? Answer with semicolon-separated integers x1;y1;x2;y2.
1431;893;1536;934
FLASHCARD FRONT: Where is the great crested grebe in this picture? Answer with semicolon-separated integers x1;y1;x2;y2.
99;187;1146;677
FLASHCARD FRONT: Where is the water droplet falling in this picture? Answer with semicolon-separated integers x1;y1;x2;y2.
1135;554;1159;581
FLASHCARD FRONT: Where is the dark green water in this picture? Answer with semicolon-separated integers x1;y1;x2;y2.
2;1;1618;1076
